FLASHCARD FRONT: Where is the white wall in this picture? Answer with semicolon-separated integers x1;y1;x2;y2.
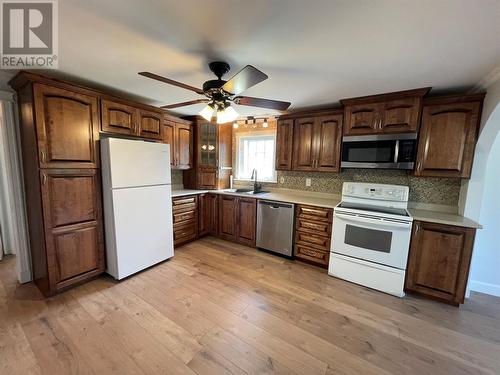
461;77;500;297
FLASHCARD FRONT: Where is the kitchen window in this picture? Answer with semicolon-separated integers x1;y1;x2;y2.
235;134;277;182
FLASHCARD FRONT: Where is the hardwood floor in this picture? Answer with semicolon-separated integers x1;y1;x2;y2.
1;236;500;374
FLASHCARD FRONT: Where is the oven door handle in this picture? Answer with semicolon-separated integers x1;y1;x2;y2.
334;212;412;229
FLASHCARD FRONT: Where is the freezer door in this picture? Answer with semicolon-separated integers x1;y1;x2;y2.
105;184;174;279
102;137;171;188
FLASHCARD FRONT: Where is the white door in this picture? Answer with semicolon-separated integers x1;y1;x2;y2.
107;184;174;279
105;138;171;188
331;212;412;269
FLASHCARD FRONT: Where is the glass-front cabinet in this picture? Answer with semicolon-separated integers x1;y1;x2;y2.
199;122;217;167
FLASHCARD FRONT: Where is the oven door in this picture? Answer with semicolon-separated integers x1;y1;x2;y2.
331;211;412;269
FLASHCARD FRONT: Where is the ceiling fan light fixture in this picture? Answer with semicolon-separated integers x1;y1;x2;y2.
199;104;214;121
216;105;239;124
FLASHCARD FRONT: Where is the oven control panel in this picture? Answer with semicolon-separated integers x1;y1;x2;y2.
342;182;409;202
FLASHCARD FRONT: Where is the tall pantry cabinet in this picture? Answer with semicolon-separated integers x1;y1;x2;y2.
10;73;105;296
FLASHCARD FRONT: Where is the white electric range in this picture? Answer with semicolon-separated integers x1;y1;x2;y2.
329;182;413;297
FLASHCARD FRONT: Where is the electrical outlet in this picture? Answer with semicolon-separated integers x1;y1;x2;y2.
280;176;284;184
306;178;312;187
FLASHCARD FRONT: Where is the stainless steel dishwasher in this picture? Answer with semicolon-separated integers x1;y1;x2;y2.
256;200;295;257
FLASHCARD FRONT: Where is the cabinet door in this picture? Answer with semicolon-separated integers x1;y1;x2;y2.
101;99;138;136
414;101;481;178
199;122;218;168
380;97;421;133
343;103;381;135
138;109;162;140
218;195;237;241
236;197;256;247
198;193;209;237
162;119;176;167
198;193;218;237
405;221;475;305
292;117;316;171
196;167;217;189
276;119;294;170
33;84;99;169
40;169;104;292
175;123;193;169
315;114;342;172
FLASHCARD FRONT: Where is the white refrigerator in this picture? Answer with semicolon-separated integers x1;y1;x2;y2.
100;137;174;279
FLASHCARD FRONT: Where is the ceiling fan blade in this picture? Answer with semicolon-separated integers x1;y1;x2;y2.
222;65;268;95
234;96;291;111
160;99;209;109
138;72;204;95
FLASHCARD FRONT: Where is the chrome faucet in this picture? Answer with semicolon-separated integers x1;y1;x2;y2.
251;168;262;193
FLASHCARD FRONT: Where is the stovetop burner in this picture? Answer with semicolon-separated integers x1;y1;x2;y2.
337;202;410;217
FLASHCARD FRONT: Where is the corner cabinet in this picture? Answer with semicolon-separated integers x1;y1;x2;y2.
277;110;343;173
405;221;476;305
414;94;485;178
183;117;232;190
341;88;430;135
162;115;193;169
11;76;105;296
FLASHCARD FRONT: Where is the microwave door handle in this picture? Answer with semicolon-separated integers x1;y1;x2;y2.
394;140;400;163
334;212;412;229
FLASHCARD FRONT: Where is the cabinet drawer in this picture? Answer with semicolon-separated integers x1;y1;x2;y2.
173;222;197;245
296;217;331;237
173;210;196;225
296;205;332;223
172;196;197;213
294;244;329;266
295;231;330;251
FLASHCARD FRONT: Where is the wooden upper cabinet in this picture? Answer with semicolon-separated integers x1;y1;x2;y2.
33;84;99;169
405;221;476;305
39;169;104;291
175;122;193;169
101;99;138;136
341;88;430;136
290;113;343;172
344;103;381;135
381;97;421;133
101;99;163;141
315;114;342;172
292;117;316;171
414;95;484;178
236;197;257;247
276;119;294;170
138;109;162;140
162;119;176;167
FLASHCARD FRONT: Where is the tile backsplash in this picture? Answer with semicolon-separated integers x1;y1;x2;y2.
235;169;461;206
171;170;184;185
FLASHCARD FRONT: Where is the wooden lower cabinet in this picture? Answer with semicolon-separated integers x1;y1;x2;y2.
294;204;333;267
235;197;257;247
217;195;257;246
172;195;198;246
40;169;105;294
405;221;476;305
198;193;218;236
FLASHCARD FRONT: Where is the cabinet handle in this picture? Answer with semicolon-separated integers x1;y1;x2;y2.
40;150;46;163
42;172;47;185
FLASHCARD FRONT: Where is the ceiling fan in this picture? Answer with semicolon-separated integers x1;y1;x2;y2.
138;61;291;124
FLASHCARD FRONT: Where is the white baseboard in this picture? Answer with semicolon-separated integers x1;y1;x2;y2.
468;280;500;297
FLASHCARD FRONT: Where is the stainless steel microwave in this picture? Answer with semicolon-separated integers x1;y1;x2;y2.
341;133;417;170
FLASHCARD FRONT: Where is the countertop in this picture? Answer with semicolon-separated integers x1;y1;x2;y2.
408;208;481;229
171;188;481;229
172;188;340;209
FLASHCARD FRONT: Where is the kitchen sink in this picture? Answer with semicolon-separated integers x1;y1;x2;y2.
223;188;269;195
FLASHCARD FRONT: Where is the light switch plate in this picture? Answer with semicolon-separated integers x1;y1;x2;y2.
280;176;285;184
306;178;311;187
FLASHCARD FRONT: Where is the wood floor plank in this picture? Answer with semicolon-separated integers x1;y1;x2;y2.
187;348;248;375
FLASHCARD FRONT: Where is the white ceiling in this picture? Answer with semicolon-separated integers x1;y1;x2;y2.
6;0;500;117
